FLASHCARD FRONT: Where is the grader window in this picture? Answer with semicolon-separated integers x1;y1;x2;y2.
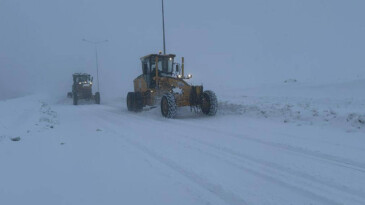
167;57;173;73
75;75;90;83
142;62;148;74
150;56;173;75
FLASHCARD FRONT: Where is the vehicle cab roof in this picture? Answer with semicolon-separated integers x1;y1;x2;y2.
140;54;176;61
73;73;91;77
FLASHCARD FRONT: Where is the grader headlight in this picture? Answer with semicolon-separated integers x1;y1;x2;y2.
187;74;192;79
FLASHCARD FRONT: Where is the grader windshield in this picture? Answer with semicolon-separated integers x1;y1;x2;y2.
141;54;175;76
73;74;92;84
151;56;173;74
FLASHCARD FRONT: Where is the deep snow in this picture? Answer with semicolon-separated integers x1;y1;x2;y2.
1;80;365;205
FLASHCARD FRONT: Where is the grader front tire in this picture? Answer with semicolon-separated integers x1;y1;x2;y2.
73;93;78;105
161;93;177;118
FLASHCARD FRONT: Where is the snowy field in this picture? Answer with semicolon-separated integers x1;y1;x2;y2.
1;80;365;205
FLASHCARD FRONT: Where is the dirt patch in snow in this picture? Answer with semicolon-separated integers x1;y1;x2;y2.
38;102;58;130
347;113;365;129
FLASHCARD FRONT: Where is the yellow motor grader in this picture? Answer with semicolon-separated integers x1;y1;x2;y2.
126;53;217;118
67;73;100;105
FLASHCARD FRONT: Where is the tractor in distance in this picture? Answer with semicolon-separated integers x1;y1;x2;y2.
67;73;100;105
126;52;218;118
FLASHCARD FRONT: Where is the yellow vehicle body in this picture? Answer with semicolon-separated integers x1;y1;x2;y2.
133;75;203;107
127;53;217;118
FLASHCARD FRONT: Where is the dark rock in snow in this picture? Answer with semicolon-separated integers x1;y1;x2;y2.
284;79;298;83
10;137;21;142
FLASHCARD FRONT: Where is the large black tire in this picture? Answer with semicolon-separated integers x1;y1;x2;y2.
161;93;177;118
134;92;143;112
127;92;143;112
127;92;135;111
201;90;218;116
73;92;78;105
95;92;100;104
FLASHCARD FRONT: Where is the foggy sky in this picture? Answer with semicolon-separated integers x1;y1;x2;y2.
1;0;365;99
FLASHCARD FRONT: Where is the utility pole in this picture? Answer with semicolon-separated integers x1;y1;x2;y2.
82;39;108;92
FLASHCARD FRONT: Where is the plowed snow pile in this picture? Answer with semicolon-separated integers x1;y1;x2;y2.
218;80;365;132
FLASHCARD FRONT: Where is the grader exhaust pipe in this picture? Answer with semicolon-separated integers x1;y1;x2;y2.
182;57;184;78
155;56;159;89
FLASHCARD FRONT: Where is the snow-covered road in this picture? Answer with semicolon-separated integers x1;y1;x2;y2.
1;82;365;204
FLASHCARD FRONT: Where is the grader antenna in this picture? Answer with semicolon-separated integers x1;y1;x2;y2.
161;0;166;54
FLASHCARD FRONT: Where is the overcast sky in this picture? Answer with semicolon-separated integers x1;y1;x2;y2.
1;0;365;99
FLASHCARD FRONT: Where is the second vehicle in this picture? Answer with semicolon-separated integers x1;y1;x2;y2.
67;73;100;105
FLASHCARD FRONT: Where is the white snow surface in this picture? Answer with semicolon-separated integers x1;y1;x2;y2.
1;80;365;205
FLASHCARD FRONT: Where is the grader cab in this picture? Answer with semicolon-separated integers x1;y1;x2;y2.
126;53;217;118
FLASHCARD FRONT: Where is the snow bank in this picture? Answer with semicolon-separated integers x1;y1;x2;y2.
217;79;365;132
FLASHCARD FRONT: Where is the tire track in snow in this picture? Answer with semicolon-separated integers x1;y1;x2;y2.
116;109;365;174
173;133;365;204
176;120;365;173
107;108;365;167
97;112;344;205
102;108;365;175
104;128;248;205
174;139;345;205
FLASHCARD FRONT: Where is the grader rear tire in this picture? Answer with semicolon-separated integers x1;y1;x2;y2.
95;92;100;104
127;92;135;111
127;92;143;112
161;93;177;118
201;90;218;116
134;92;143;112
